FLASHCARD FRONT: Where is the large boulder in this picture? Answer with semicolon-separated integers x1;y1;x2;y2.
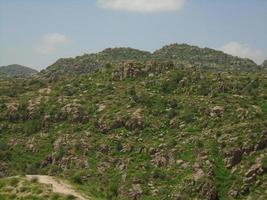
125;109;145;130
223;148;243;168
61;102;88;123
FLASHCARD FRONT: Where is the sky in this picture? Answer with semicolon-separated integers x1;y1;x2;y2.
0;0;267;70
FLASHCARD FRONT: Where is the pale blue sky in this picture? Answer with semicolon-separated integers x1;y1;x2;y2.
0;0;267;70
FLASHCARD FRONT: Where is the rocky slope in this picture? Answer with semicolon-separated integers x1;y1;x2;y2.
153;44;258;71
0;45;267;200
0;64;38;77
40;44;260;79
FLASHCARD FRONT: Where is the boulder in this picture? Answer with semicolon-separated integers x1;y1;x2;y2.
94;119;109;134
210;106;224;117
125;109;145;130
112;69;123;81
223;148;243;168
255;131;267;151
124;62;141;79
61;102;88;123
199;180;219;200
129;184;143;200
152;152;168;167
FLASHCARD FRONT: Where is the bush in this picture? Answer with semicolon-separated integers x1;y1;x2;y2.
30;176;39;183
66;194;76;200
152;168;166;180
24;119;42;135
9;178;19;186
71;172;84;184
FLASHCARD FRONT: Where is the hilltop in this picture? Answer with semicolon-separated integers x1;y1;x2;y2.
0;64;38;78
40;44;260;79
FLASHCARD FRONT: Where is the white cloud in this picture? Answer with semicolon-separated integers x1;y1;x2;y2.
221;42;265;64
97;0;186;13
35;33;70;55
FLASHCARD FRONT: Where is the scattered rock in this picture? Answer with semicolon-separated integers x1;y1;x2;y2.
193;162;205;180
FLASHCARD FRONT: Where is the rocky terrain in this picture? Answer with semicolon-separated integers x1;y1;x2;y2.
0;64;38;78
0;44;267;200
39;44;260;80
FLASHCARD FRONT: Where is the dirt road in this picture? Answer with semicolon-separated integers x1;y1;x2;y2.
26;175;89;200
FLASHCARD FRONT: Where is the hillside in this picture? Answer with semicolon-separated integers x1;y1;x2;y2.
40;44;260;79
153;44;258;71
41;48;151;78
0;64;38;77
0;58;267;200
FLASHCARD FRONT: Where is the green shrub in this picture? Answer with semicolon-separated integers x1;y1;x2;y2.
71;172;84;184
152;168;166;180
30;176;39;183
9;177;19;186
66;194;76;200
24;119;42;135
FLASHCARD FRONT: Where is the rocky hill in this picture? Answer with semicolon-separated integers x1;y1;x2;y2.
41;47;151;78
153;44;258;71
40;44;260;79
0;64;38;77
0;58;267;199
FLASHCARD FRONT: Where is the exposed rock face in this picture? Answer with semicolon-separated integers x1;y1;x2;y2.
151;152;168;167
50;134;90;171
94;118;109;134
223;148;243;168
112;62;144;81
112;68;123;81
243;157;266;186
5;103;19;121
129;184;143;200
255;131;267;151
111;114;125;129
125;109;145;131
61;102;88;123
210;106;224;117
124;62;141;78
193;162;205;180
198;180;219;200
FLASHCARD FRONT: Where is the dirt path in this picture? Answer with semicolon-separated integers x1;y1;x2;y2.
26;175;89;200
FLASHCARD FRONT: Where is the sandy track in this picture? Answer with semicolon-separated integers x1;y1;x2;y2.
26;175;89;200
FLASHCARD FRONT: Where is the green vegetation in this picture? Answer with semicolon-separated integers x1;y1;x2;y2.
0;64;38;78
0;177;72;200
0;44;267;200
